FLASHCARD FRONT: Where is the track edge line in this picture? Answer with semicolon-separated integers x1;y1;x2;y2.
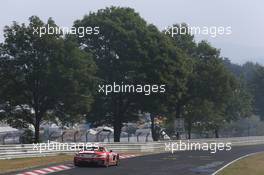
211;151;264;175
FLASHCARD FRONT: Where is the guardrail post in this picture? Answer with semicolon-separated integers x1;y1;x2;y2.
145;133;150;142
74;131;79;143
137;132;142;142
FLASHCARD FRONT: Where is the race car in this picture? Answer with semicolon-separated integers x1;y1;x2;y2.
74;146;120;167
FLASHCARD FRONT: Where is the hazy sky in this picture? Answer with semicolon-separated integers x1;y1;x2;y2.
0;0;263;65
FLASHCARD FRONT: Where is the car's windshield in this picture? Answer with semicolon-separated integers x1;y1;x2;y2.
84;147;104;152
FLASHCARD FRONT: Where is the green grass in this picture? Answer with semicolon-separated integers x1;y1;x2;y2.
218;152;264;175
0;154;73;174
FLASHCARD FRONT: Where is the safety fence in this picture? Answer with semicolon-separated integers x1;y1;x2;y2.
0;136;264;160
0;130;153;145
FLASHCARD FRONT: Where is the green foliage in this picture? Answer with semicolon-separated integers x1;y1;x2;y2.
0;7;256;142
191;41;252;137
165;24;252;138
73;7;190;141
251;65;264;119
0;16;96;142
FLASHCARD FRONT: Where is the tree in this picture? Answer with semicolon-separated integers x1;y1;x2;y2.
0;16;96;142
74;7;151;142
251;65;264;119
163;24;193;139
193;41;252;138
74;7;191;142
166;25;252;138
138;25;189;141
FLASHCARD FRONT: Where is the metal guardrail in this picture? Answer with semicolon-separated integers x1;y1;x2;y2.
0;136;264;160
0;130;153;144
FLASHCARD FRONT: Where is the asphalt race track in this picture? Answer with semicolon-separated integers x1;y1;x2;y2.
50;144;264;175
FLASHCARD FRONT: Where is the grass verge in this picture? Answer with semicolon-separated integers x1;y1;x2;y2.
218;152;264;175
0;151;155;174
0;154;73;174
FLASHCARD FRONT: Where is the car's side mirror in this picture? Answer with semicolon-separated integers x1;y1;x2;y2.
110;150;113;152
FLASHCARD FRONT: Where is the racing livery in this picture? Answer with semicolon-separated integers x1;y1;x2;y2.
74;146;120;167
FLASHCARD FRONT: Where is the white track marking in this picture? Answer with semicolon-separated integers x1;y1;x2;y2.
33;170;47;174
212;151;264;175
49;166;64;171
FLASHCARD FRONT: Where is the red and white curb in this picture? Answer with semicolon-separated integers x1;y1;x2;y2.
16;164;74;175
16;154;138;175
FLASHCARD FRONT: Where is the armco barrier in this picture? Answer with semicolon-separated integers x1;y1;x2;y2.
0;136;264;160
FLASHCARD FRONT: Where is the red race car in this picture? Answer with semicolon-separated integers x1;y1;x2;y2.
74;146;120;167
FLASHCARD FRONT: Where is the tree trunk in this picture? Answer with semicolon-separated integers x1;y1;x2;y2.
34;115;40;143
215;128;219;138
113;126;121;142
150;114;158;141
187;121;192;139
175;104;181;140
113;117;122;142
175;104;181;119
